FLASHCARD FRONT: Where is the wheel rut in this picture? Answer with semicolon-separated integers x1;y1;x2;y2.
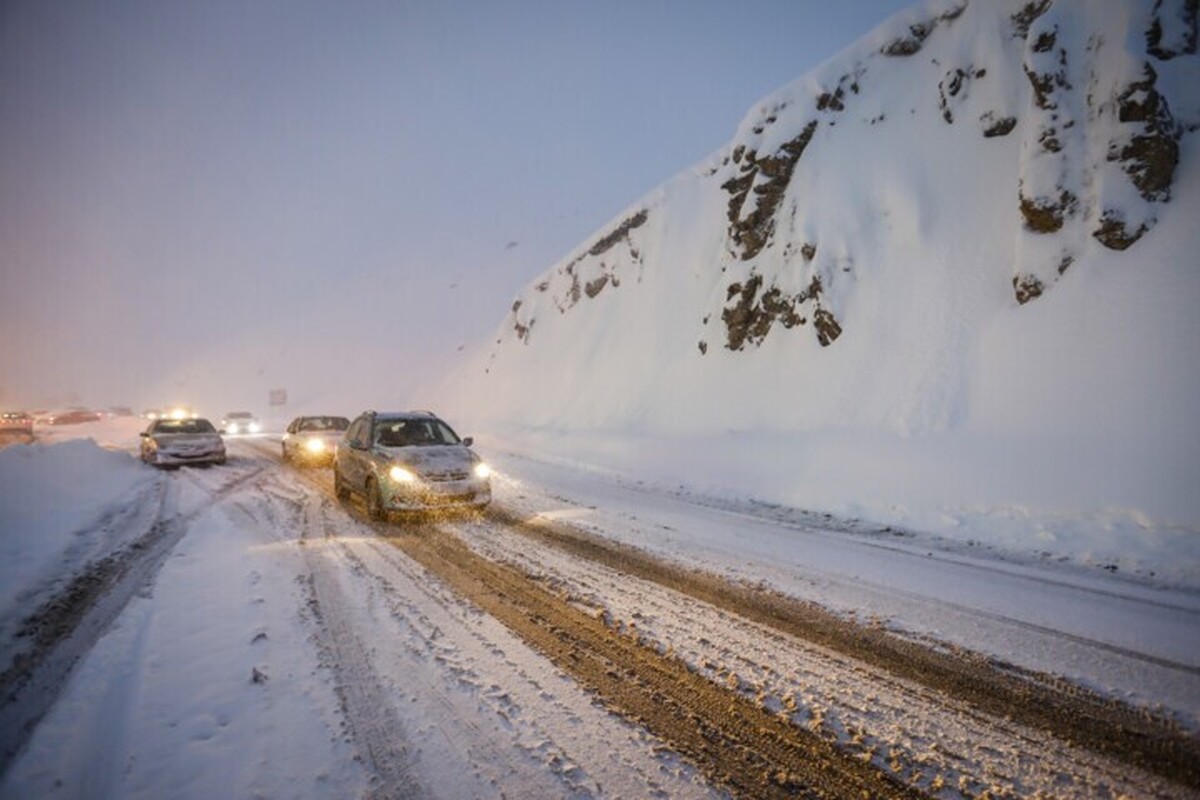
382;525;922;800
481;504;1200;791
0;463;268;773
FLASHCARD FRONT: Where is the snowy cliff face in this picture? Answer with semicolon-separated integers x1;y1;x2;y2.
450;0;1200;523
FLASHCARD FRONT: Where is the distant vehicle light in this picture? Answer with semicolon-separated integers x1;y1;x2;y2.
226;423;240;434
304;438;326;453
248;422;261;433
474;463;491;479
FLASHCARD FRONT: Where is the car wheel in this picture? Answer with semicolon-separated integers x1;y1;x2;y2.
366;478;387;522
333;465;350;502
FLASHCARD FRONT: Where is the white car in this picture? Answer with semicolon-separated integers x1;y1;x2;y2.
281;415;350;465
220;411;261;435
333;411;491;519
140;418;226;468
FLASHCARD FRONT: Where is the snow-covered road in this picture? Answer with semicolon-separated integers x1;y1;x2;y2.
1;424;1198;798
485;453;1200;724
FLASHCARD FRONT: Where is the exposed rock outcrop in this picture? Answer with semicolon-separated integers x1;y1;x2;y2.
722;274;841;350
722;121;819;261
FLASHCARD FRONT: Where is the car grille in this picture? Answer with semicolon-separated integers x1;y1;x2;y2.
424;469;471;482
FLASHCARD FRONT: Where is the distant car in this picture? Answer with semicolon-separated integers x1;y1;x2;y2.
0;411;33;434
108;406;135;417
46;408;102;425
333;411;491;520
220;411;261;435
281;415;350;465
140;417;226;468
141;409;163;420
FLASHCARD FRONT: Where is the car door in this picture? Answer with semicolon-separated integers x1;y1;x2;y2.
342;416;371;491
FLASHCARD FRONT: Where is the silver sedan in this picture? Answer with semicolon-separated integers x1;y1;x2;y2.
140;418;226;468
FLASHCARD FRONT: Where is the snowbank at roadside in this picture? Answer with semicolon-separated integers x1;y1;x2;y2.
471;426;1200;593
0;436;155;622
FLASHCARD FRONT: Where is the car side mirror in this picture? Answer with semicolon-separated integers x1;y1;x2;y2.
139;432;148;437
462;437;473;447
350;439;366;450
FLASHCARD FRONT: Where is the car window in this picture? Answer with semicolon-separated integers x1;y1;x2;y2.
434;421;460;443
375;419;460;447
301;416;350;432
155;419;215;434
347;417;368;446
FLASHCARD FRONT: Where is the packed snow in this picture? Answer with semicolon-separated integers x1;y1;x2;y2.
1;418;1198;797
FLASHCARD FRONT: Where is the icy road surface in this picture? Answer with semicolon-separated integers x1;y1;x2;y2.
1;427;1198;798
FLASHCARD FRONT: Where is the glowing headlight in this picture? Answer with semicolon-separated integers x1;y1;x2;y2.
388;465;417;483
304;438;326;453
473;462;491;479
169;408;187;420
248;422;261;433
226;423;239;434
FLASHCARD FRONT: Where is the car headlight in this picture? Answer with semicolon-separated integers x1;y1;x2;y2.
227;423;239;434
305;438;326;453
388;465;417;483
248;422;261;433
474;462;491;479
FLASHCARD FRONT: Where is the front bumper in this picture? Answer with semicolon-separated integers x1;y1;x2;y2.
291;448;335;465
150;447;226;466
381;476;491;511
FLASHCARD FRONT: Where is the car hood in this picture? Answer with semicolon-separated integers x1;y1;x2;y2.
374;444;477;473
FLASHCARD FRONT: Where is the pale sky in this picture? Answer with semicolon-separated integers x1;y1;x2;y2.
1;0;914;412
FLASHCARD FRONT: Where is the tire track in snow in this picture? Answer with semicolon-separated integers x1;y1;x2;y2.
249;437;1200;793
243;443;719;799
478;503;1200;792
0;462;268;774
348;533;713;798
381;524;923;799
456;513;1196;799
294;493;423;800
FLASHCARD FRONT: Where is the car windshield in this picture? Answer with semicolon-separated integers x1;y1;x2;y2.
227;412;252;419
154;419;215;435
300;416;349;432
374;419;459;447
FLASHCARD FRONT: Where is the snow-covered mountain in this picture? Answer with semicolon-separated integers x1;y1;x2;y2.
443;0;1200;538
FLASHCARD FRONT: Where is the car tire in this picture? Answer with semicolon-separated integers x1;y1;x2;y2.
366;478;387;522
333;465;350;502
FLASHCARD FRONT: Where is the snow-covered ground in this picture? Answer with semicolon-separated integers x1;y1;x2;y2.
1;420;1198;798
0;422;719;799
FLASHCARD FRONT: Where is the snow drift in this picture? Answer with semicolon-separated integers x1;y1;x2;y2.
439;0;1200;545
